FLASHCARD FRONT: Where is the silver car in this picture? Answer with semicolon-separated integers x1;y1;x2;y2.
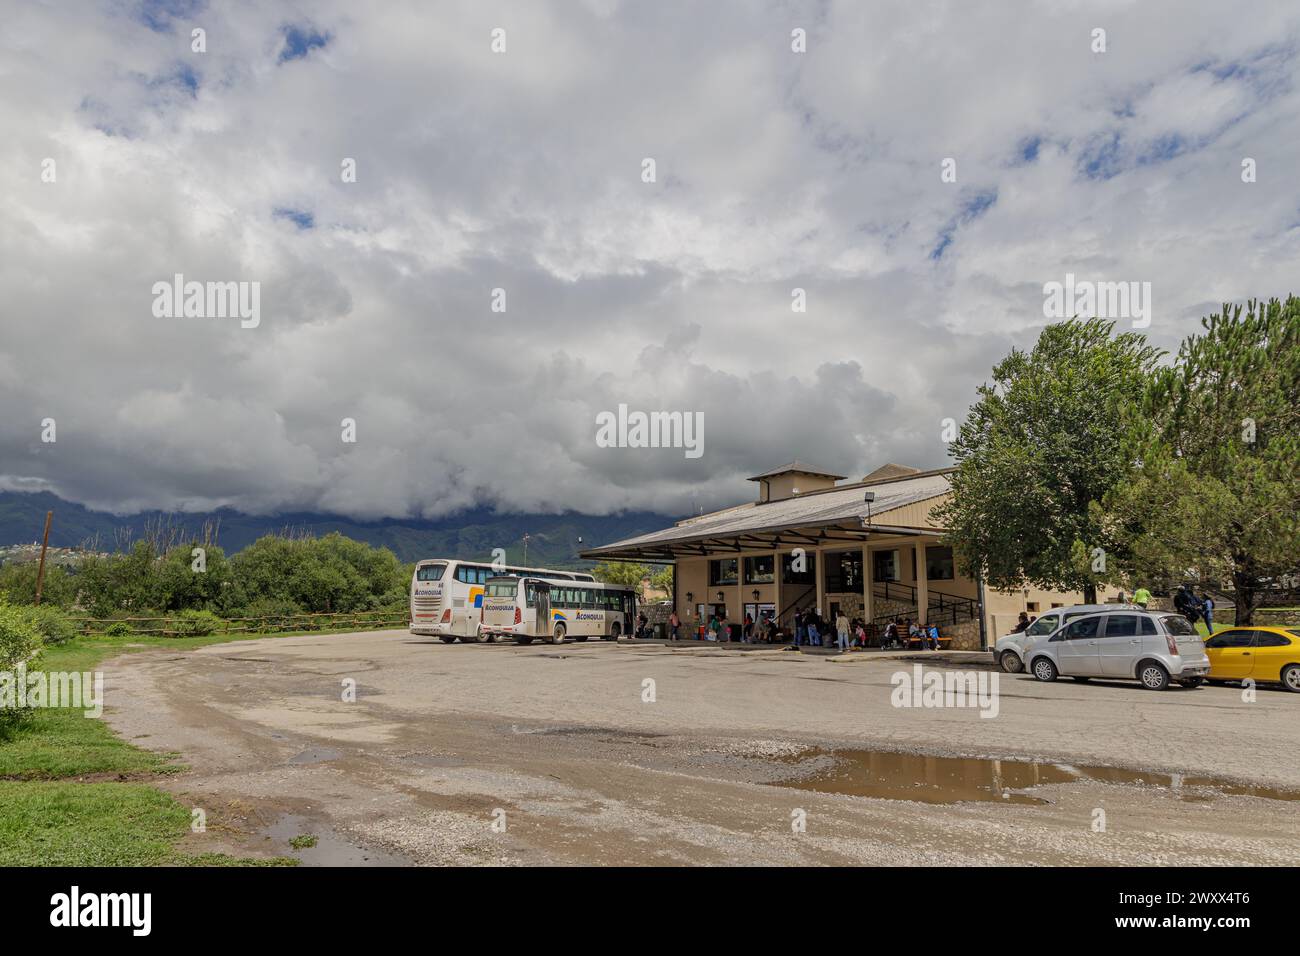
994;604;1130;673
1025;610;1210;690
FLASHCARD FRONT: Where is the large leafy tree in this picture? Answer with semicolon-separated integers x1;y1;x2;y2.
1103;298;1300;624
936;318;1161;601
591;561;650;596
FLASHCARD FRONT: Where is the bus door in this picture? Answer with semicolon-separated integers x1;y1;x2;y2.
531;581;551;638
621;591;637;636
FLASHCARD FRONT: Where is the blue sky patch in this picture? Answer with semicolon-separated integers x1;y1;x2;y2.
273;207;316;230
279;25;332;63
134;0;206;34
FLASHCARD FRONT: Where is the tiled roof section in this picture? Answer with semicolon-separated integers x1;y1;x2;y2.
746;460;847;481
582;471;951;557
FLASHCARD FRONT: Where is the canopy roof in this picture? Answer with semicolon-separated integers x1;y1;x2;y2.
581;469;953;561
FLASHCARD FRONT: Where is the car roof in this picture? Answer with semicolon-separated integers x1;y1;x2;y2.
1045;603;1138;614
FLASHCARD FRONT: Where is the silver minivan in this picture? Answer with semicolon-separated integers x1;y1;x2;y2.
1025;610;1210;690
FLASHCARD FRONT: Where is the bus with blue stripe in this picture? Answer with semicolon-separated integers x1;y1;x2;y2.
410;559;595;643
481;576;638;645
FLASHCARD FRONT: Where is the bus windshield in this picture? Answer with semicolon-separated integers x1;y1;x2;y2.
416;563;446;581
485;580;518;598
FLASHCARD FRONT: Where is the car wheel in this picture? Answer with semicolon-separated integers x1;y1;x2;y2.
439;636;456;644
999;651;1024;674
1281;664;1300;693
513;635;533;645
1031;657;1058;682
1179;677;1205;688
551;623;567;645
1071;676;1092;682
1138;660;1170;690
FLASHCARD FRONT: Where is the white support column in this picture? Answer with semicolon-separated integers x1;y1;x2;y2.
915;538;929;626
814;545;826;617
771;550;781;629
862;542;873;625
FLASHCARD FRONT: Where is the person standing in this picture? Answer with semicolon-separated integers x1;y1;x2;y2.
669;610;680;642
835;609;850;652
1133;584;1151;609
794;609;806;647
1201;592;1215;634
1011;611;1031;633
807;608;822;647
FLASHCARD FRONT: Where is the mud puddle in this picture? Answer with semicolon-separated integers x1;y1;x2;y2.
773;748;1300;806
266;814;413;866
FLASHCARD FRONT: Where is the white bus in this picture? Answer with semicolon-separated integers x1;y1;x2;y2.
410;559;595;643
481;575;638;645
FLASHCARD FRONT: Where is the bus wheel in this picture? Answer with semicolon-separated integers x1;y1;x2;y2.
464;628;489;643
551;624;567;645
610;622;622;641
513;635;533;645
439;636;456;644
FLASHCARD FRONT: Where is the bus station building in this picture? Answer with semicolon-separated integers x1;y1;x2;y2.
581;462;1110;649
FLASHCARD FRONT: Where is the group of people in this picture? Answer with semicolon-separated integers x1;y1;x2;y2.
663;606;942;650
1170;583;1216;632
880;617;942;650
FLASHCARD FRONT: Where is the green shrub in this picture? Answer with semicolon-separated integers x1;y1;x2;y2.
103;622;132;637
0;603;42;728
19;605;79;646
172;609;223;637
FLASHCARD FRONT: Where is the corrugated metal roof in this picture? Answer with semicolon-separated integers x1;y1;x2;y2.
582;471;951;558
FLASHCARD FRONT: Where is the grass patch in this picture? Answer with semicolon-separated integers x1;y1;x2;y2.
0;626;391;864
0;780;190;866
289;834;318;850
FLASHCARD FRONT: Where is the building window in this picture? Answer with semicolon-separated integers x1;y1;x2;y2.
743;555;775;584
709;558;739;586
872;550;899;582
925;545;954;581
825;552;863;592
781;552;816;584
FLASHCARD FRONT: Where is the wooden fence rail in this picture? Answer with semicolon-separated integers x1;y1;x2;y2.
69;610;409;638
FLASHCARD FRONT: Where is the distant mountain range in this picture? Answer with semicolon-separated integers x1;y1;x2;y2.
0;491;676;567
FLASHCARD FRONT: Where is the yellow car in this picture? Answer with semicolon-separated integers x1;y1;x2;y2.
1204;626;1300;692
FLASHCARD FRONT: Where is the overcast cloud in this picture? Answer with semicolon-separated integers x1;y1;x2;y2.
2;0;1299;520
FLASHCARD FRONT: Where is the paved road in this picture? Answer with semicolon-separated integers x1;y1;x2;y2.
103;631;1300;866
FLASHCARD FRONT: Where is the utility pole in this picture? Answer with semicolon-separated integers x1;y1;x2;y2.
34;510;53;606
522;533;530;565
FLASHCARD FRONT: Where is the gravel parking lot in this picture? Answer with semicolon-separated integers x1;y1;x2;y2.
104;630;1300;866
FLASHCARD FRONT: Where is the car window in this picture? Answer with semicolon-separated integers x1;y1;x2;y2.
1103;615;1140;638
1206;629;1254;649
1025;615;1059;636
1065;617;1101;639
1140;616;1157;635
1254;631;1291;648
1161;615;1197;636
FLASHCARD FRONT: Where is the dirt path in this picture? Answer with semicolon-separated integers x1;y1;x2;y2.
102;630;1300;866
